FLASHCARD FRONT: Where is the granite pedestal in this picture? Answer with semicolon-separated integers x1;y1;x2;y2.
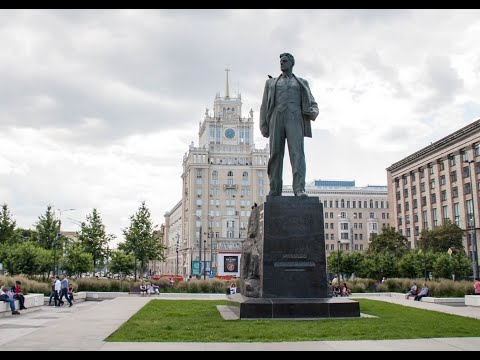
238;196;360;319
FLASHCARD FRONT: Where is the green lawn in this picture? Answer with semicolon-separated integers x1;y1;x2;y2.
105;299;480;342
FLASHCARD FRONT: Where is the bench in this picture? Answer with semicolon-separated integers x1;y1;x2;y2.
465;295;480;306
1;293;44;316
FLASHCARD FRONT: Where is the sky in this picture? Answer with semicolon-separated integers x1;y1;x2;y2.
2;9;480;246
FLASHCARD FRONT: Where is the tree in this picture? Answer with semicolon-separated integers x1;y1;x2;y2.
121;201;165;280
61;243;94;277
367;225;409;257
433;251;472;280
109;250;136;279
0;203;17;245
77;209;110;272
3;242;52;277
397;250;424;279
35;205;59;250
363;252;399;279
13;228;37;244
420;220;464;253
340;251;365;278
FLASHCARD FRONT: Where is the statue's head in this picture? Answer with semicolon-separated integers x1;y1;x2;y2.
279;53;295;72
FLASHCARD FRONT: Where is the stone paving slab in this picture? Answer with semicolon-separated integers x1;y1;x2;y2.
1;294;480;350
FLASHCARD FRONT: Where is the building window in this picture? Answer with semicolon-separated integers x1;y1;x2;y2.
341;199;345;208
358;213;362;219
439;160;445;171
412;185;416;195
325;234;329;240
397;204;402;213
450;170;457;182
429;163;434;175
449;154;456;166
415;226;419;236
411;171;416;181
431;193;436;204
465;182;472;194
407;228;411;237
475;143;480;157
442;205;448;222
461;149;468;162
340;211;347;218
454;202;460;226
370;212;375;219
413;198;418;209
404;189;408;197
330;212;333;218
242;171;249;185
403;176;408;185
440;175;446;185
452;186;459;198
432;208;438;227
421;196;427;206
212;171;219;185
330;223;334;229
430;179;435;189
441;190;447;201
421;182;425;192
419;168;425;178
414;213;418;222
422;210;428;229
396;191;401;200
370;200;374;208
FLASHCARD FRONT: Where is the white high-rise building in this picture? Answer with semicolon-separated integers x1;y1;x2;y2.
163;70;269;278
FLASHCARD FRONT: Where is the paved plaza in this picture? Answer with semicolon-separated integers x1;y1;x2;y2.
1;294;480;351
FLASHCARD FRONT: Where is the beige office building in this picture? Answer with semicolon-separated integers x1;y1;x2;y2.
284;180;390;254
386;120;480;269
163;75;269;277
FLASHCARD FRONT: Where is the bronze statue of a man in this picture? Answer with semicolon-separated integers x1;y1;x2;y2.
259;53;319;197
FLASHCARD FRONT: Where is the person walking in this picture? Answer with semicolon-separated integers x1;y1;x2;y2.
474;277;480;295
59;275;73;307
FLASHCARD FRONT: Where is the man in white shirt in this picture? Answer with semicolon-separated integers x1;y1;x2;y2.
54;276;62;307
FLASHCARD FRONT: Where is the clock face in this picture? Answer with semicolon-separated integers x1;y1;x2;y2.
225;128;235;139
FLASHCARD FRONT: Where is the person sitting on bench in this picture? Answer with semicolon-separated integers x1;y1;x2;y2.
414;283;429;301
1;286;20;315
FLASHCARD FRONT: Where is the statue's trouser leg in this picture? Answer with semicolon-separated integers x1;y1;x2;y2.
268;110;287;195
286;110;306;195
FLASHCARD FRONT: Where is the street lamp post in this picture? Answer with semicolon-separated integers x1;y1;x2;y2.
465;160;479;279
421;237;427;282
175;233;180;276
203;239;207;280
54;208;75;275
337;240;341;285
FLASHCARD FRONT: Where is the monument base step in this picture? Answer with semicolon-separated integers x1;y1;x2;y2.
228;294;360;319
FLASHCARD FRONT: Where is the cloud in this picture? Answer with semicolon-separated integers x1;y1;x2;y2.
2;9;480;243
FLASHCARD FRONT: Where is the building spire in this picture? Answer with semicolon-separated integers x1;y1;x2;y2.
225;68;230;99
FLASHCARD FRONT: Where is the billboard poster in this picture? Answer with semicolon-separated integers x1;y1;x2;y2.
192;261;210;276
224;256;239;273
